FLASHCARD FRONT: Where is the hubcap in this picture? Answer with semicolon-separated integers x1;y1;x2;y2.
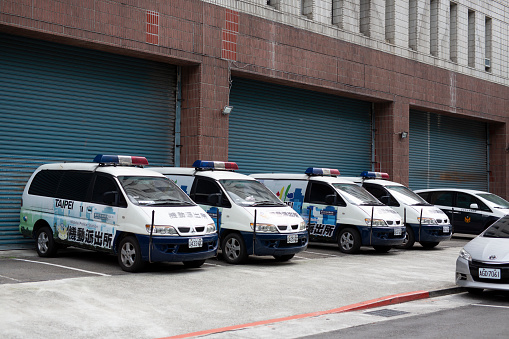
340;232;354;250
225;238;240;260
121;242;136;267
37;232;49;253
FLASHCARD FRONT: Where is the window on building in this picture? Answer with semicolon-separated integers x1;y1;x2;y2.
409;0;418;50
449;2;458;62
360;0;371;37
485;16;492;72
385;0;395;43
468;9;475;68
332;0;342;26
430;0;438;56
302;0;313;19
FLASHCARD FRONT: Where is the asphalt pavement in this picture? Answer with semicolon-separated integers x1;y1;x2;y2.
0;237;472;339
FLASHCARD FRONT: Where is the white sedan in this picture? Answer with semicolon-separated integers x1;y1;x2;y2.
456;215;509;294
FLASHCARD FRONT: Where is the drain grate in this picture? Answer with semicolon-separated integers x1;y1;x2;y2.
364;308;410;317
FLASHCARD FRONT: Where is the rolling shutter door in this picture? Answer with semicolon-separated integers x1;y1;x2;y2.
0;33;176;249
228;78;372;175
409;110;488;190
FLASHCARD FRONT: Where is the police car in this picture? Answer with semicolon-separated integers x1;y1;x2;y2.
252;168;405;254
19;155;218;272
415;188;509;235
150;161;308;264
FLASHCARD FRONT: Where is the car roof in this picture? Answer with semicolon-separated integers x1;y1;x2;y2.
150;167;256;181
251;173;357;184
414;188;491;195
34;163;164;177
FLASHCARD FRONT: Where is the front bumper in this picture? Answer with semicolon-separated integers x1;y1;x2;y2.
456;256;509;292
408;223;452;243
359;226;406;247
241;231;308;256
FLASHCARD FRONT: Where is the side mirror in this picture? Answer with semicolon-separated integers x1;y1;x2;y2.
207;193;222;206
325;194;336;205
103;191;118;205
470;203;479;210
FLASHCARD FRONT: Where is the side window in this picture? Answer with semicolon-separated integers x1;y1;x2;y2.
363;184;396;206
28;170;63;197
191;178;229;207
91;174;127;207
55;171;94;201
306;182;336;204
455;193;490;211
430;191;453;206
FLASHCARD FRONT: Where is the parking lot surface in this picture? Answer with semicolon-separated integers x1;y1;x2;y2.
0;236;472;338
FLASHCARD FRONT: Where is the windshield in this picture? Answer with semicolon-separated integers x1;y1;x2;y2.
385;185;430;206
220;179;284;207
331;183;383;206
118;176;195;206
483;216;509;238
478;193;509;208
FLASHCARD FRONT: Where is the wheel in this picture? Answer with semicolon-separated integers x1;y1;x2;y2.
274;254;295;262
35;227;58;257
397;226;415;249
183;259;206;268
118;236;145;272
222;233;247;264
373;245;392;253
466;288;484;295
420;241;439;249
337;228;361;254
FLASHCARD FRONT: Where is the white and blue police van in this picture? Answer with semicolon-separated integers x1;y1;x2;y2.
19;155;218;272
346;171;452;249
150;161;308;264
251;168;405;253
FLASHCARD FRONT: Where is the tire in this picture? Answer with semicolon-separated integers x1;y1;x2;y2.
222;233;247;264
466;288;484;295
397;226;415;249
35;227;58;257
420;241;440;249
118;236;145;272
274;254;295;262
337;228;361;254
183;260;206;268
373;245;392;253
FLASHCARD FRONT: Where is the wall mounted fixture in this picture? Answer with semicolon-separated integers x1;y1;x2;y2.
222;106;233;115
400;131;408;139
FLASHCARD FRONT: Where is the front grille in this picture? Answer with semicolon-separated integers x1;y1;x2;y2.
277;225;288;231
386;221;393;225
469;260;509;284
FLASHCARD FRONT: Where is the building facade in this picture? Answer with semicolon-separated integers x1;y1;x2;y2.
1;0;508;247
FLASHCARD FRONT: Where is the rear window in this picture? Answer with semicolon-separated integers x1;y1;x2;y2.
28;170;93;201
483;216;509;238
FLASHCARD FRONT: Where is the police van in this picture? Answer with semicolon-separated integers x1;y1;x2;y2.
150;161;308;264
347;171;452;248
19;155;218;272
251;168;405;253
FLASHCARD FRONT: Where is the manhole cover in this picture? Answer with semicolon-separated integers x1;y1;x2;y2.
364;308;410;317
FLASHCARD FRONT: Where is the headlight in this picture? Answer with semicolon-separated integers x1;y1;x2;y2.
145;225;178;236
206;223;216;234
299;221;306;231
417;217;438;225
251;223;278;233
365;218;387;227
459;248;472;261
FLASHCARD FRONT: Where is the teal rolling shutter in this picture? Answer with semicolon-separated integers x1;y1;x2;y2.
409;110;488;190
0;33;176;248
228;78;372;175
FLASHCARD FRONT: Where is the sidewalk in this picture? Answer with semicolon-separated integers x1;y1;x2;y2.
0;245;462;338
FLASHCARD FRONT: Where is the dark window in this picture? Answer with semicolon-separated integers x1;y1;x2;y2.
417;191;429;200
306;182;336;204
429;191;453;206
55;171;94;201
191;178;227;206
92;174;126;207
455;192;490;211
28;170;63;197
363;184;396;206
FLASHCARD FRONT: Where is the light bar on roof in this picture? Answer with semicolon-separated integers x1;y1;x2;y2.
305;168;340;176
192;160;239;171
94;155;149;166
360;171;389;179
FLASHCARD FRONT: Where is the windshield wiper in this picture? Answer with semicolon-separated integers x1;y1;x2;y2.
251;200;283;206
359;201;384;206
146;199;194;206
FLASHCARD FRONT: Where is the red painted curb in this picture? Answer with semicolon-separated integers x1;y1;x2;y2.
159;290;430;339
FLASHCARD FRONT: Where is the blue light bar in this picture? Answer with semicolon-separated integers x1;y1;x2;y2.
192;160;239;171
305;168;340;176
94;155;149;166
360;171;390;179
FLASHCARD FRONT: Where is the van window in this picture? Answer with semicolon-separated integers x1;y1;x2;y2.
56;171;94;201
92;174;127;207
306;182;339;205
363;183;397;206
192;178;230;207
28;170;63;197
429;191;453;206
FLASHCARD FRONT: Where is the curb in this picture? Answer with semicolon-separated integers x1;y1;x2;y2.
160;287;465;339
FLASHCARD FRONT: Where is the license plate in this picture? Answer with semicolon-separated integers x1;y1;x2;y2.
394;228;402;236
443;226;450;233
287;234;298;244
188;238;203;248
479;268;501;279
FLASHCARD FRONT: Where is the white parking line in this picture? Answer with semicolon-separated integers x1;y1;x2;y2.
303;250;339;257
474;304;509;310
203;262;222;267
13;258;111;277
0;274;22;282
